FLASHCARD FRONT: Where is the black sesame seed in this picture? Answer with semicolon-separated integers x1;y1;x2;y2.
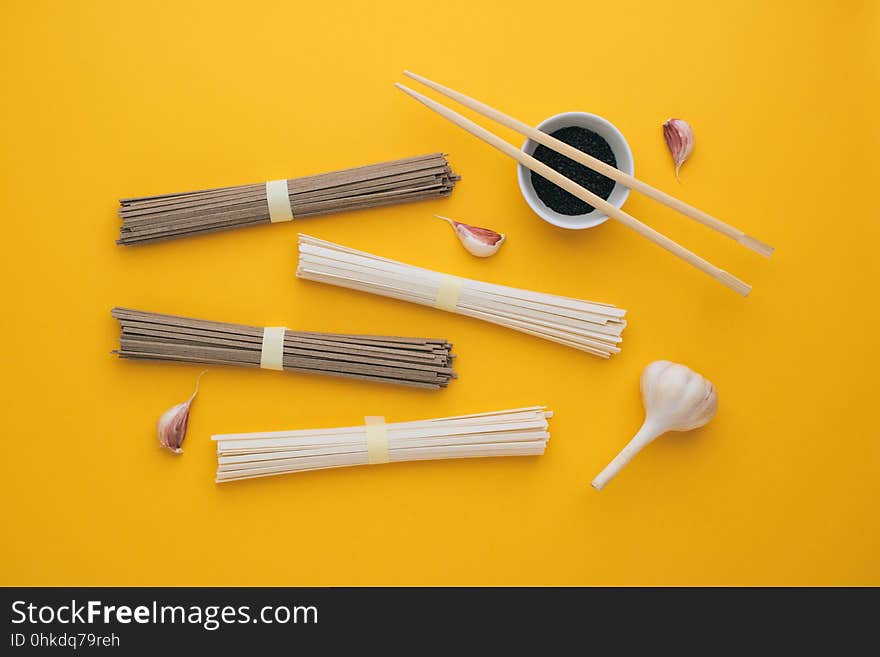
530;126;617;216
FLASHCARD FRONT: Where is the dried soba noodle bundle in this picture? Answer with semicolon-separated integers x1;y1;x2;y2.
118;153;459;245
112;308;456;389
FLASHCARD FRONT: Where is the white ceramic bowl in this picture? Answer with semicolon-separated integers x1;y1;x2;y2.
517;111;634;230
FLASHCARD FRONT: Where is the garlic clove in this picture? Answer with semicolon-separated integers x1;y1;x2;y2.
435;215;505;258
662;118;694;180
157;370;206;455
591;360;717;490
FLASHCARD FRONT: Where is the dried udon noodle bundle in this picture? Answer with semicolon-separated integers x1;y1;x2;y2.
296;234;626;358
213;406;552;483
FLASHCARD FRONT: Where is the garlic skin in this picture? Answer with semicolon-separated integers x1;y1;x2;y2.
662;118;694;180
435;215;505;258
157;371;206;455
591;361;717;491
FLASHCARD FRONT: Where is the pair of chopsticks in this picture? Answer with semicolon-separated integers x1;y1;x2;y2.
395;71;774;296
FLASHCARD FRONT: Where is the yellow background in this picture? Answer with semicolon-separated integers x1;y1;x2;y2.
1;0;877;586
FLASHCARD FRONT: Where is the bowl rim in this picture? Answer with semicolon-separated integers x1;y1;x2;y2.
516;111;634;230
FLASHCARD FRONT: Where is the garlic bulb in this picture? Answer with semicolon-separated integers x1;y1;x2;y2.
662;118;694;180
591;361;717;490
157;371;206;454
435;215;505;258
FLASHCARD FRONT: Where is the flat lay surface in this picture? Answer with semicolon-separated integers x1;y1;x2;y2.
0;0;877;585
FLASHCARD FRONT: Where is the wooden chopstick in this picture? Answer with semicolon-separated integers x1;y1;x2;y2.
395;83;751;297
403;71;774;258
